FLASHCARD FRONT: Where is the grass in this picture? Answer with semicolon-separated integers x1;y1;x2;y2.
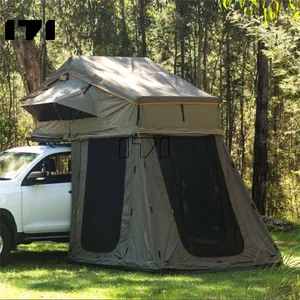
0;228;299;299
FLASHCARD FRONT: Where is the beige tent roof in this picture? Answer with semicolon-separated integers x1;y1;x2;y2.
21;56;219;104
22;56;222;140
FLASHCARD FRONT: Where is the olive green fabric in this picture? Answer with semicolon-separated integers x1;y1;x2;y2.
32;102;221;140
21;56;221;140
22;76;98;118
20;56;281;271
68;135;281;271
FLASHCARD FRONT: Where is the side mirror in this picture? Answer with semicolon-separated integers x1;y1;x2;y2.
27;171;47;184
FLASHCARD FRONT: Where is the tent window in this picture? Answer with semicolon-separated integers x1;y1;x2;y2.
157;135;244;257
81;138;127;253
24;103;96;121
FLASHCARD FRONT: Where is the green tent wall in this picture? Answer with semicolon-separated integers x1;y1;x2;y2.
22;56;281;271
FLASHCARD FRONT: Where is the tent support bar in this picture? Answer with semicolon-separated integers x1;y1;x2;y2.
181;104;185;122
69;131;224;141
83;84;92;95
136;105;140;125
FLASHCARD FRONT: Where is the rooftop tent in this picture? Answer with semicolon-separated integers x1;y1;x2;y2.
21;56;222;140
22;74;97;121
22;56;281;271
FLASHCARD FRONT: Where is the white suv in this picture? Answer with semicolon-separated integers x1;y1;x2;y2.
0;145;72;266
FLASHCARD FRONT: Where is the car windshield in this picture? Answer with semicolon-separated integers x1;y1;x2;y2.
0;151;39;180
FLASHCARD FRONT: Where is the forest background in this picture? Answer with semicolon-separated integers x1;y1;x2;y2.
0;0;299;221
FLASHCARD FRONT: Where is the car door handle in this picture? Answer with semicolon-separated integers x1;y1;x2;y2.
68;190;72;194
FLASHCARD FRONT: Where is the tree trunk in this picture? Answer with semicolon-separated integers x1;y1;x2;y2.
175;0;186;79
252;40;269;215
12;40;41;93
193;29;197;85
120;0;131;55
7;70;13;147
139;0;147;56
225;29;232;153
174;32;178;75
188;35;193;84
202;24;208;91
239;47;247;178
196;2;202;88
210;33;223;95
180;32;185;79
40;0;47;83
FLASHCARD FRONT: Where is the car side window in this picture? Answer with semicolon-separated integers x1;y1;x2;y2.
26;152;71;185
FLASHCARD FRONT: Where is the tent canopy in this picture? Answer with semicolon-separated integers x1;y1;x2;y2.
21;56;219;104
21;56;222;139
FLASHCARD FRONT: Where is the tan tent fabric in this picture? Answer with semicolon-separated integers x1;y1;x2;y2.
32;102;221;140
21;57;221;139
21;56;219;104
21;56;281;272
68;135;281;271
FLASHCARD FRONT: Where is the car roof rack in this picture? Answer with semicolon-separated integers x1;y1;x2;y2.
26;136;71;147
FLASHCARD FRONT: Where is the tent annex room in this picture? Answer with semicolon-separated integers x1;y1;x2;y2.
21;56;281;271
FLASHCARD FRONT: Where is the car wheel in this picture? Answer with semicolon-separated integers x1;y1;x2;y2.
0;223;11;266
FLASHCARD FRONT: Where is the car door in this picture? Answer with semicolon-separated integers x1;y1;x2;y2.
21;152;72;234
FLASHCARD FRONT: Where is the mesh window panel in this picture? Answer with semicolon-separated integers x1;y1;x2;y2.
25;103;95;121
157;135;244;257
81;138;127;253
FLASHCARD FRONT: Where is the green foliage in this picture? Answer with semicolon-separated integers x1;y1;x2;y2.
0;0;299;218
0;29;33;149
228;10;300;219
221;0;300;24
281;172;300;222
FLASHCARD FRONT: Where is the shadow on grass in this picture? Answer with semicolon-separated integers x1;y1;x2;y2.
10;249;67;264
0;233;299;299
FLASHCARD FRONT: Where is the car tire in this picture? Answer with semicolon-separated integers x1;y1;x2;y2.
0;223;11;266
